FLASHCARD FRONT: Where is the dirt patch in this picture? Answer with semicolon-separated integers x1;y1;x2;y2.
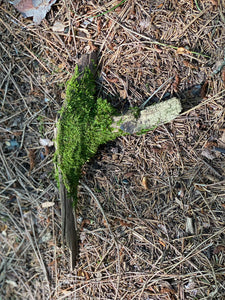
0;0;225;299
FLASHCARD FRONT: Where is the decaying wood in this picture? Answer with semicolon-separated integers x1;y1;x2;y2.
112;97;182;134
56;52;182;269
56;52;97;270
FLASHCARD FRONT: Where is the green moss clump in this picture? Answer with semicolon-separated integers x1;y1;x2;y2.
55;66;122;206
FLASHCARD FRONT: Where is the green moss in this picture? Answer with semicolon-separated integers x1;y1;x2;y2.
55;65;122;206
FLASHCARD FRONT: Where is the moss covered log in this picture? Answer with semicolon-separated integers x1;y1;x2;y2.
55;65;122;206
55;52;181;268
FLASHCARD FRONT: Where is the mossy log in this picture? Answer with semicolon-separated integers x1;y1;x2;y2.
55;52;99;269
55;52;182;269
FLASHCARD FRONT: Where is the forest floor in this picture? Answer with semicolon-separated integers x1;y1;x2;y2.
0;0;225;299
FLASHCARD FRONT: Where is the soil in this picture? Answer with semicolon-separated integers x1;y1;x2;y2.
0;0;225;299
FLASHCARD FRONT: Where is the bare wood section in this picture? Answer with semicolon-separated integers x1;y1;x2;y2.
112;97;182;134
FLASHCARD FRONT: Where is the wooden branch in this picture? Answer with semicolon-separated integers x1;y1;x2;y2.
55;51;182;269
56;52;97;270
112;97;182;134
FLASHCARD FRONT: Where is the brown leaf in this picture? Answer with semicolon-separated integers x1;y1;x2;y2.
108;43;116;50
160;287;176;295
28;149;35;171
213;245;225;254
142;176;149;189
208;0;218;6
119;89;128;99
44;145;50;156
221;66;225;86
0;223;7;233
88;40;98;51
97;19;101;35
77;269;90;280
183;60;197;69
173;74;180;92
107;77;119;83
176;47;191;55
80;219;90;230
200;81;208;98
124;172;134;178
119;220;132;227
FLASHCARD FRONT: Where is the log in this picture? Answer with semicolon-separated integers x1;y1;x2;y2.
112;97;181;134
55;52;97;270
55;52;182;269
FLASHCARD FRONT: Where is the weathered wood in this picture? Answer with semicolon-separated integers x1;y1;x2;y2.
56;52;98;270
112;97;182;134
56;52;182;269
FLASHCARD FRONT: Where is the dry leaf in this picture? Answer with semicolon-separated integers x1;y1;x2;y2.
88;40;97;51
201;149;215;160
77;269;90;280
107;77;119;83
213;245;225;254
186;216;195;234
183;60;197;69
200;81;208;98
39;138;54;147
176;47;191;55
11;0;58;24
119;220;132;227
41;201;54;208
119;88;128;99
44;145;50;156
158;223;168;235
80;219;91;230
97;19;101;35
0;223;7;236
52;21;65;32
221;66;225;86
5;280;18;288
160;287;176;295
57;63;65;70
142;176;149;189
208;0;218;6
139;19;149;30
160;281;177;299
173;74;180;92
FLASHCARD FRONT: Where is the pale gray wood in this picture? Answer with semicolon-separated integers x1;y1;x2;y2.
112;97;182;134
